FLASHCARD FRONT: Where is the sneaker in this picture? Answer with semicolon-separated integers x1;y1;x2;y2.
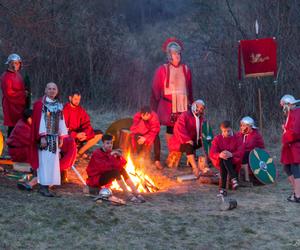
287;193;300;203
217;189;227;197
231;178;239;190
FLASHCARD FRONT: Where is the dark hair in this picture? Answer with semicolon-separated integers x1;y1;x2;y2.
220;120;231;128
70;90;81;97
140;106;151;114
102;134;113;142
23;109;33;121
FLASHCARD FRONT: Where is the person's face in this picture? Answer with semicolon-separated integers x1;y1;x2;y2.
170;50;181;66
240;123;252;134
221;127;232;138
69;94;81;107
141;112;151;121
27;117;32;125
194;104;205;116
102;140;113;152
45;83;58;100
9;60;21;72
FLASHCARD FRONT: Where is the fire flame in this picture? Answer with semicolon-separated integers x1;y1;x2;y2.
110;153;158;193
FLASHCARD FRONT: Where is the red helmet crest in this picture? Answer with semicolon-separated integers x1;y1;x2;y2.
162;37;184;52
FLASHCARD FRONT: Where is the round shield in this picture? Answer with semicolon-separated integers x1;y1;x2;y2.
0;130;4;156
105;118;133;148
202;120;214;155
249;148;276;185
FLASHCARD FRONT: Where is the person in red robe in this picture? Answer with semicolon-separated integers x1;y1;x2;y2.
63;90;102;158
7;109;33;163
280;94;300;203
0;53;27;137
150;38;193;169
86;134;145;203
209;121;244;196
130;106;161;169
168;100;207;177
237;116;265;183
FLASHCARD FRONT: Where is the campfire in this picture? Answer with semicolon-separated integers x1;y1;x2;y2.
111;153;159;193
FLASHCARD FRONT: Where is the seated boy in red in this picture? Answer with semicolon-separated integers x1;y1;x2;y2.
86;134;145;203
209;121;244;196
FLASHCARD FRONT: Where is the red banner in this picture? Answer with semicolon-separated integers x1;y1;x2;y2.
238;38;277;80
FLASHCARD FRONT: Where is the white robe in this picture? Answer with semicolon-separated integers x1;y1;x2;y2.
37;99;68;186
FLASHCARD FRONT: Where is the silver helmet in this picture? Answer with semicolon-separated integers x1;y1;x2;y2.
5;53;22;64
98;187;112;198
191;99;205;116
280;94;300;113
240;116;257;129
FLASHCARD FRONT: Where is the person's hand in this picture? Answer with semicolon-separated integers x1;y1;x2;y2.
219;151;228;160
224;150;233;158
137;136;146;145
186;140;194;146
40;136;47;149
77;132;87;141
111;149;123;157
58;138;63;148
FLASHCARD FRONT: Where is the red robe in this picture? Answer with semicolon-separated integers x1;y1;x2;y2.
168;111;203;152
130;111;160;149
1;70;26;126
7;119;31;163
63;103;95;141
281;108;300;165
86;149;127;187
150;63;193;126
209;134;244;171
237;129;265;152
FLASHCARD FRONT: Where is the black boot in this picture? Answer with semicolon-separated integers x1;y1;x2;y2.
39;185;55;197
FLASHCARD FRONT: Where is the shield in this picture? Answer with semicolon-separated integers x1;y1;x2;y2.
202;121;214;155
249;148;276;184
105;118;133;148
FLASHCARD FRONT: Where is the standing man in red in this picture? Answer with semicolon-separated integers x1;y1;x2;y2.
1;53;27;137
151;38;193;168
280;94;300;203
63;90;102;158
130;106;160;168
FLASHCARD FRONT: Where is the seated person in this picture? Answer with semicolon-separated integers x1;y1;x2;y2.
86;134;145;203
10;110;77;190
168;99;209;177
63;90;102;158
7;109;32;163
130;106;161;169
237;116;265;183
209;121;244;196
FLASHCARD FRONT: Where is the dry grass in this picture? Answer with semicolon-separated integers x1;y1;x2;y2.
0;111;300;250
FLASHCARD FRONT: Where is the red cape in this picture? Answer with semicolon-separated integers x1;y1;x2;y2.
63;103;95;141
1;70;26;126
281;108;300;165
86;148;127;187
150;64;193;126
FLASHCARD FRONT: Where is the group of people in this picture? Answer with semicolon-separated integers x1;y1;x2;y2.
1;37;300;204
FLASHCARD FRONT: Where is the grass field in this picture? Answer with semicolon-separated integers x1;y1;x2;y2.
0;112;300;250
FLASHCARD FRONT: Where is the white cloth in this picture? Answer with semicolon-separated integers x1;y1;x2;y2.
164;64;187;113
37;98;68;186
192;112;200;143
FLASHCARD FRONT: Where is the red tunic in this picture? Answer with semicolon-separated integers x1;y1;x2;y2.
1;70;26;126
63;103;95;141
209;134;244;171
86;149;127;187
7;119;31;163
150;64;193;126
281;108;300;165
130;111;160;149
237;129;265;152
168;111;203;152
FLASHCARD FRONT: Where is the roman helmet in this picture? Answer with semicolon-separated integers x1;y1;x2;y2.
5;53;22;64
98;187;113;198
191;99;205;117
280;94;300;113
162;37;183;62
240;116;257;134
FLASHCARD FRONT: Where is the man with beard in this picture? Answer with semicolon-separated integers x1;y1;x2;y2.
1;53;27;137
63;90;102;158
